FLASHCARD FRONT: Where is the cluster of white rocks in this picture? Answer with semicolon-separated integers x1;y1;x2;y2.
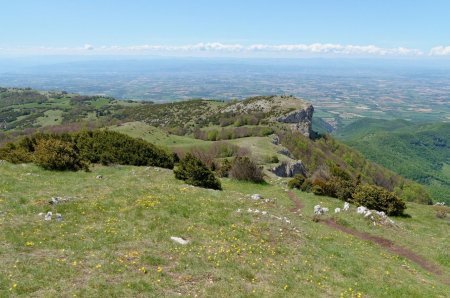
236;208;292;225
434;202;446;206
313;202;395;226
313;205;329;215
38;211;63;221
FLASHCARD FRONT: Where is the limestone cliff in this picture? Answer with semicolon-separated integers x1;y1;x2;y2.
221;95;314;137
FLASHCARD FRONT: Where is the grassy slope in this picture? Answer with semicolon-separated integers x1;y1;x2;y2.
0;88;140;131
0;162;448;297
335;119;450;203
109;122;209;149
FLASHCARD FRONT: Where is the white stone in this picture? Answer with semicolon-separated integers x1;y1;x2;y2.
343;202;350;211
356;206;368;214
251;194;262;200
314;205;328;215
335;208;341;213
44;212;52;221
170;236;189;245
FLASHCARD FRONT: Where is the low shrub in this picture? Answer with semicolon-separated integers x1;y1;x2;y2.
288;174;306;189
434;206;448;219
229;156;264;183
174;153;222;190
351;184;406;216
0;130;175;170
34;138;88;171
216;159;232;177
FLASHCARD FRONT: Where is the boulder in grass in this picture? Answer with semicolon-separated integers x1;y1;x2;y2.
170;236;189;245
44;212;52;221
251;194;262;200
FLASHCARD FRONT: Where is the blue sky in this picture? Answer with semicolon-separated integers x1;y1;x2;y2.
1;0;449;57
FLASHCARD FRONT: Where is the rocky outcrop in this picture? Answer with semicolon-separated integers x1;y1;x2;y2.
271;160;307;177
276;105;314;137
221;95;315;138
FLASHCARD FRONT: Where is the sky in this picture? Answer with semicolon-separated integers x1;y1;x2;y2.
0;0;450;58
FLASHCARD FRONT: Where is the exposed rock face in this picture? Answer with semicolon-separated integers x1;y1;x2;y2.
276;105;314;137
221;95;315;138
277;148;292;158
271;160;307;177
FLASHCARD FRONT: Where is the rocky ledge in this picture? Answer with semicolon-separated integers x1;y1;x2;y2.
276;104;314;138
221;95;315;138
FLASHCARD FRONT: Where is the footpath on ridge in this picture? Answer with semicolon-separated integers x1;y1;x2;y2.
287;191;447;283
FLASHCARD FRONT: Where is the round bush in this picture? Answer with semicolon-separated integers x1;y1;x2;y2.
351;184;406;216
34;138;87;171
288;174;305;189
229;157;264;183
174;153;222;190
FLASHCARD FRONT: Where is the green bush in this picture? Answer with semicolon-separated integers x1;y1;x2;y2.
75;130;174;168
34;138;87;171
216;159;232;178
0;142;33;163
351;184;406;216
0;130;174;170
288;174;305;189
174;153;222;190
229;157;264;183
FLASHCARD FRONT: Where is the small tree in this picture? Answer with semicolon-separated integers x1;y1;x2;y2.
229;157;264;183
174;153;222;190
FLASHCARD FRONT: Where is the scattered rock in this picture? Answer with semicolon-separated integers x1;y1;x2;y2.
335;208;341;213
96;175;103;179
314;205;329;215
251;194;262;200
271;160;307;177
49;197;61;205
434;202;446;206
271;134;280;145
48;196;73;205
56;213;63;221
354;206;394;225
44;212;52;221
343;202;350;211
170;236;189;245
277;148;292;158
356;206;368;215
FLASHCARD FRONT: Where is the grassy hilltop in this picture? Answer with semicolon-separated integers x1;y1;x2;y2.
0;162;449;297
1;88;449;296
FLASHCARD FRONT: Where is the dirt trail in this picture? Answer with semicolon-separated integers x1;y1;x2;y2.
288;191;446;280
288;191;304;212
322;219;443;276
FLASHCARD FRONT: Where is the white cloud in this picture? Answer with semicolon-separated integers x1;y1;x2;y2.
429;46;450;56
0;42;430;57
